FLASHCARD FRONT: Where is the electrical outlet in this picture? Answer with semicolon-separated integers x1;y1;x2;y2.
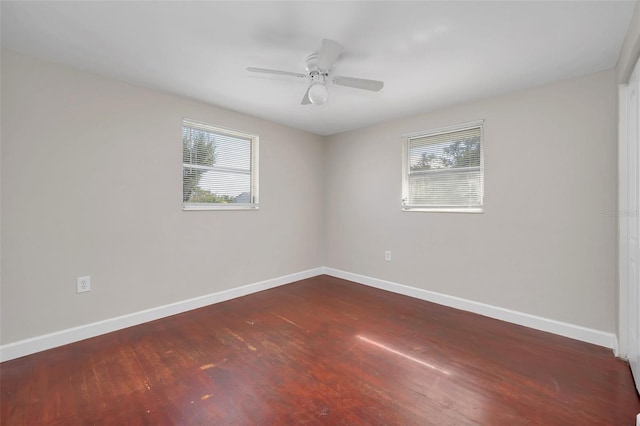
77;276;91;293
384;250;392;262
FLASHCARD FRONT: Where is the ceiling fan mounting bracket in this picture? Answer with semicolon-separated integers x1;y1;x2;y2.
310;72;326;85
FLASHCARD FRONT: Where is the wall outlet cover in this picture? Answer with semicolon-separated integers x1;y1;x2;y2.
77;276;91;293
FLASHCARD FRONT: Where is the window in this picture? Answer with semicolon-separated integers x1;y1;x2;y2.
182;119;259;210
402;120;484;213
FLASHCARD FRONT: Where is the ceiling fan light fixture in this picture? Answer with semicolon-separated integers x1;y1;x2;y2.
247;38;384;107
308;81;328;105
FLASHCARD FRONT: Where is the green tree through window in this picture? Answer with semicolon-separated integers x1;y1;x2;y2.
403;122;483;211
182;120;259;210
411;137;480;171
183;127;217;202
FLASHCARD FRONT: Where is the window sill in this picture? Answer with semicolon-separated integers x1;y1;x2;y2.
183;204;259;211
402;206;484;214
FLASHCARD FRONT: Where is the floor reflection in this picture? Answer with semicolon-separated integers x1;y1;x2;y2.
356;334;451;375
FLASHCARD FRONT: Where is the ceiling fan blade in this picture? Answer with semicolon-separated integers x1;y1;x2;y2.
301;86;311;105
247;67;307;79
333;76;384;91
316;39;343;71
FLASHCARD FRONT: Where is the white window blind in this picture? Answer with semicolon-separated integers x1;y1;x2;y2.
402;121;484;212
182;119;259;210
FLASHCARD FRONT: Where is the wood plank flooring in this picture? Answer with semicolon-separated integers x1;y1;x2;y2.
2;275;639;425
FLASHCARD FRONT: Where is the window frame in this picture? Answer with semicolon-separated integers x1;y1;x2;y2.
182;119;259;211
401;120;484;213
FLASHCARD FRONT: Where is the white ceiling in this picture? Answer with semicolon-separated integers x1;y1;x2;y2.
1;1;635;136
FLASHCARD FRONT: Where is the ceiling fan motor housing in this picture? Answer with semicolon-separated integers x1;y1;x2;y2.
305;53;328;76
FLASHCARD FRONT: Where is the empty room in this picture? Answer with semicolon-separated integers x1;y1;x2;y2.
3;0;640;424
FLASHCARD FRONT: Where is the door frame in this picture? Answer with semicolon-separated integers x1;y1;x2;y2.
619;55;640;371
619;81;629;359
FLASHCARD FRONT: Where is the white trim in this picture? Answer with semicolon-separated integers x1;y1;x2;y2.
182;118;258;141
402;119;485;139
182;204;259;211
620;82;630;359
402;207;484;214
2;266;619;361
323;267;618;351
0;268;323;362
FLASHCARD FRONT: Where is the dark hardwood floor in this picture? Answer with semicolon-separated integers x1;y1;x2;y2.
2;275;639;425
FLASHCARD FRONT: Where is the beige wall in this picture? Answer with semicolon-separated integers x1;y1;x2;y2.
1;48;620;345
0;50;325;344
325;70;618;333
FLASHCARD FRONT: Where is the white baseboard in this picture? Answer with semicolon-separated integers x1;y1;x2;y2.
0;268;324;362
323;267;618;352
1;266;619;362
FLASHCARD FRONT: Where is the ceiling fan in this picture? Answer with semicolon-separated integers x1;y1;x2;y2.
247;39;384;106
